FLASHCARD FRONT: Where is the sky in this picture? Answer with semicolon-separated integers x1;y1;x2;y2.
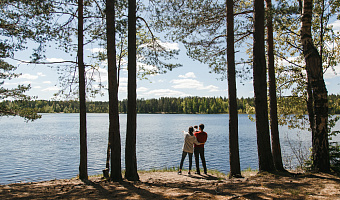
3;21;340;102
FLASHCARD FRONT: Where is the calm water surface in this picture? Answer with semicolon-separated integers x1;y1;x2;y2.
0;113;339;184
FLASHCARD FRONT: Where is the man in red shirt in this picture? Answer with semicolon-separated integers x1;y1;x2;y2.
194;124;208;175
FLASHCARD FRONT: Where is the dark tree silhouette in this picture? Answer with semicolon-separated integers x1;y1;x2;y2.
227;0;241;178
253;0;275;172
266;0;285;171
107;0;122;181
125;0;139;181
78;0;88;180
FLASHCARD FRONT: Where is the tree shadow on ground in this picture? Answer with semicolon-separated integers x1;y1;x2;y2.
182;173;220;180
1;172;340;200
299;173;340;183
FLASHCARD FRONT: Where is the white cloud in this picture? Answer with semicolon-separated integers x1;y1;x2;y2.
137;87;149;92
89;67;108;83
329;20;340;33
118;58;156;74
42;86;59;92
33;86;42;89
140;40;180;51
201;85;219;92
171;79;203;89
118;86;127;94
119;77;128;87
46;58;65;62
37;72;46;77
157;41;180;50
20;81;33;84
89;48;106;53
324;65;340;79
171;78;220;92
3;82;16;86
137;61;158;73
4;81;33;86
18;73;38;80
144;89;188;97
178;72;196;78
43;81;52;84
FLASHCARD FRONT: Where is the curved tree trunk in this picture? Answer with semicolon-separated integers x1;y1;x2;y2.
125;0;139;181
227;0;241;178
301;0;329;172
107;0;122;181
78;0;88;180
266;0;285;172
253;0;275;172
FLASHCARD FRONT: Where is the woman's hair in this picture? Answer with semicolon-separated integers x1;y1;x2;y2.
188;126;194;136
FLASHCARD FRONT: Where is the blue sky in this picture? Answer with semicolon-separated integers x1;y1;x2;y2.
4;20;340;101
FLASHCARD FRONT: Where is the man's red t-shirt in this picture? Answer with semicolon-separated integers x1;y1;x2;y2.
194;131;207;148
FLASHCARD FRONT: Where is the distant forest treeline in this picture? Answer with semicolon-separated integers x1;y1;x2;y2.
2;94;340;114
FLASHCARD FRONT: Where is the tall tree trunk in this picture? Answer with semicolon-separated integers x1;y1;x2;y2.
306;79;315;143
301;0;329;172
78;0;88;180
266;0;285;172
107;0;122;181
125;0;139;181
253;0;275;172
227;0;241;178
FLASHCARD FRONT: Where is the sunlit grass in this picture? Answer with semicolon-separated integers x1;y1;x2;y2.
87;166;259;180
241;167;258;177
138;166;178;173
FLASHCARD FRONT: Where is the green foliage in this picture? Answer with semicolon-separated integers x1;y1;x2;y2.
274;0;340;130
0;0;56;121
329;142;340;173
52;0;182;99
149;0;253;79
0;58;41;121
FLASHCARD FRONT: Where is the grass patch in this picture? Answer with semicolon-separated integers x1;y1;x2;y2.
88;167;241;181
243;167;256;172
138;166;178;173
241;167;258;177
273;188;284;195
288;189;300;197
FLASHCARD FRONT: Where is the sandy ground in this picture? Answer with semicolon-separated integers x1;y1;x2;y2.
1;171;340;199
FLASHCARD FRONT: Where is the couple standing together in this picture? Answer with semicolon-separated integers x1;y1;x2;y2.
178;124;208;175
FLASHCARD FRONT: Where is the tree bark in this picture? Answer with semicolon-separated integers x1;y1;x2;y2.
107;0;122;181
253;0;275;172
266;0;285;172
306;78;315;142
125;0;139;181
78;0;88;180
227;0;241;178
301;0;329;172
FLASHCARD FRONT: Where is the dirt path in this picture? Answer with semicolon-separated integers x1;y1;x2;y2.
1;171;340;199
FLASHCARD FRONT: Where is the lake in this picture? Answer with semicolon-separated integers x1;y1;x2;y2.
1;113;339;185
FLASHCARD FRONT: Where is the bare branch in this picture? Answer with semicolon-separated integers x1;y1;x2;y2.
137;16;168;52
235;32;252;43
11;58;77;65
275;53;304;69
203;35;226;47
234;10;254;16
